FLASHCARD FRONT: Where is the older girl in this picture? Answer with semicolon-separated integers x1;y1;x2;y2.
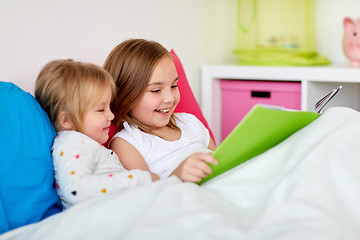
104;39;217;182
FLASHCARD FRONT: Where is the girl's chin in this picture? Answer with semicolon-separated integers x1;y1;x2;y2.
150;120;171;130
99;137;109;145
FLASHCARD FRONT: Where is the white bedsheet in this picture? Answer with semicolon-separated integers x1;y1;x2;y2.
2;107;360;240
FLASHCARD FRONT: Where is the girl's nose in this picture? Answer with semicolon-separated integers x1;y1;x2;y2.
163;90;175;103
108;110;115;121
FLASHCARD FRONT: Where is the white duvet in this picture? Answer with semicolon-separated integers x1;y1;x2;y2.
2;107;360;240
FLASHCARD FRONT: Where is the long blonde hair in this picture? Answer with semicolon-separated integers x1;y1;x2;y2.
103;39;179;133
35;59;116;132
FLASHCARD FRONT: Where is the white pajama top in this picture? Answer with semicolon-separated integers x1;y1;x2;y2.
52;131;152;209
111;113;212;179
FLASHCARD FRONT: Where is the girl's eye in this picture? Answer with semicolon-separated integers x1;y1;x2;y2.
171;84;178;89
151;89;161;93
97;109;105;112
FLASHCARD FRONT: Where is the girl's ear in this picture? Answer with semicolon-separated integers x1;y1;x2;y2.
57;111;74;130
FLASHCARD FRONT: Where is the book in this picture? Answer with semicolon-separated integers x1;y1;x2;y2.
198;85;342;185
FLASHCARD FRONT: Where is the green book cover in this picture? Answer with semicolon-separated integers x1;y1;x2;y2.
198;104;320;185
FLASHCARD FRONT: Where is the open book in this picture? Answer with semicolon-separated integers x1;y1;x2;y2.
198;85;342;185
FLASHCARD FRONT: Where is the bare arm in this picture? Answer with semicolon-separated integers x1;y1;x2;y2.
110;137;159;181
208;137;216;151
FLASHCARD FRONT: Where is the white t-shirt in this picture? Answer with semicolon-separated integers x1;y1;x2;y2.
112;113;212;179
52;131;152;209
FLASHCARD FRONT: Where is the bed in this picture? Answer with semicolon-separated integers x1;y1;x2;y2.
2;106;360;240
1;51;360;239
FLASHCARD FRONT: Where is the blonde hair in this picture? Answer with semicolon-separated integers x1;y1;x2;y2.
103;38;179;133
35;59;116;132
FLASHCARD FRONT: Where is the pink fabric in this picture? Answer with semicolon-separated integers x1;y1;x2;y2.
170;50;215;143
104;49;215;147
105;124;117;147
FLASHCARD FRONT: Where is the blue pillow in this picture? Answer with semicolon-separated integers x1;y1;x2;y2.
0;82;62;234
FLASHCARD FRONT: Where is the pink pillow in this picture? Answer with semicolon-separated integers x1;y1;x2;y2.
104;50;215;147
170;49;215;143
105;124;117;147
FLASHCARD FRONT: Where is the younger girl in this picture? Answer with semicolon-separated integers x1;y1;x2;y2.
35;59;159;209
104;39;218;183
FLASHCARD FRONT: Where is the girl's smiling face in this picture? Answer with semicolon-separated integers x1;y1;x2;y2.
82;86;114;144
129;56;180;131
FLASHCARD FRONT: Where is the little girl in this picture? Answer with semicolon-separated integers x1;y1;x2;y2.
35;59;159;209
104;39;218;182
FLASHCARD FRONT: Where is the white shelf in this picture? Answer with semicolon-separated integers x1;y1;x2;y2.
201;65;360;144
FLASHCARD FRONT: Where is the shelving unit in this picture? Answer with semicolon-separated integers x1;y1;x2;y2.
201;65;360;144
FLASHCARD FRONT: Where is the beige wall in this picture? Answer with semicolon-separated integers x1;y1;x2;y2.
0;0;238;99
0;0;359;104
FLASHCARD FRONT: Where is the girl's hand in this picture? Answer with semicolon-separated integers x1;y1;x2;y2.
170;152;218;183
150;172;160;182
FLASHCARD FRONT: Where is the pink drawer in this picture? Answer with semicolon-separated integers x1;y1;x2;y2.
220;80;301;140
